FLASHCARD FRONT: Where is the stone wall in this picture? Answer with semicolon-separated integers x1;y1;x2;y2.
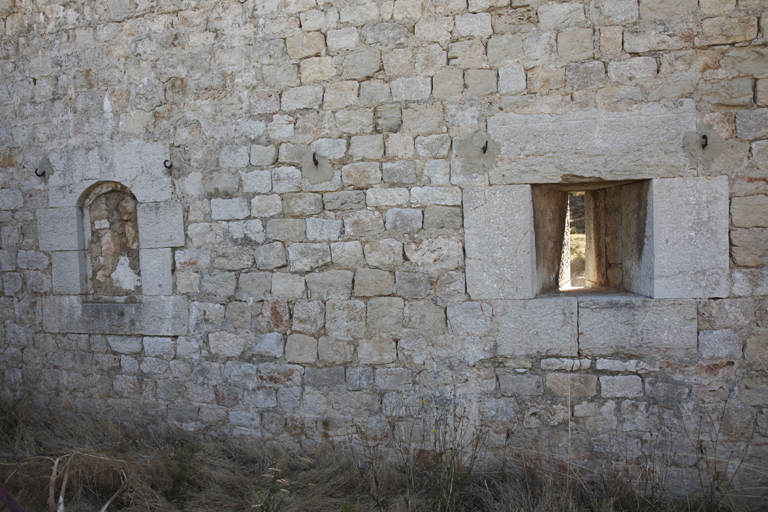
1;0;767;496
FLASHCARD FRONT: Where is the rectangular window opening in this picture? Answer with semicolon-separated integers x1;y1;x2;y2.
559;192;585;291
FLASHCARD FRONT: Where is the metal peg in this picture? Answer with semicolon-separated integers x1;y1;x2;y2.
163;159;173;169
312;152;319;166
701;134;708;149
482;141;488;154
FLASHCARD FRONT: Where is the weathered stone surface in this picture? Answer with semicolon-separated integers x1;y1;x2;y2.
354;268;394;296
306;270;354;299
736;109;768;140
499;374;543;396
699;79;755;110
288;243;331;272
137;202;185;249
699;329;742;360
623;21;693;52
366;188;410;207
498;67;527;95
495;299;578;357
696;17;758;47
410;187;462;206
731;196;768;228
209;332;246;358
344;210;384;238
281;85;324;111
600;376;643;398
385;208;423;233
590;0;639;25
731;229;768;267
325;299;366;341
464;186;536;300
579;297;697;357
211;198;249;220
486;104;695;183
272;272;305;300
323;191;366;210
546;374;598;397
538;3;586;30
557;28;594;62
639;0;697;18
266;219;305;242
367;297;404;334
253;333;284;358
650;177;729;298
447;302;492;336
365;239;404;267
608;57;656;81
358;336;397;364
566;61;606;89
238;272;272;301
285;334;317;363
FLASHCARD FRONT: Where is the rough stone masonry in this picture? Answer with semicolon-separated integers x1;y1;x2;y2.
1;0;767;497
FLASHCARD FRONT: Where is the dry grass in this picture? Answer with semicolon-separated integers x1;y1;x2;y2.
1;400;764;512
570;233;586;280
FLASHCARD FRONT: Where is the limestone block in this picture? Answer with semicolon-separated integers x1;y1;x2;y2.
243;170;272;194
699;329;742;360
600;26;623;55
344;210;384;238
282;193;323;217
639;0;696;18
623;21;693;52
546;374;598;397
108;336;143;354
292;300;325;336
383;48;414;78
404;300;446;332
285;334;317;363
404;236;464;271
342;47;382;80
650;177;729;298
319;336;354;365
391;77;431;101
607;57;657;81
464;186;536;300
362;22;412;46
354;268;394;296
413;43;446;77
424;160;450;186
699;79;755;109
375;368;413;391
16;250;47;270
306;218;342;241
359;336;397;364
756;80;768;107
273;166;302;193
557;28;594;62
403;102;444;135
495;299;578;357
589;0;639;25
266;219;305;242
306;270;354;299
346;367;374;390
448;39;487;69
300;57;337;83
366;188;410;207
499;67;527;95
415;17;454;43
52;251;85;294
219;146;250;168
696;17;758;46
381;161;415;185
367;297;404;333
249;144;277;166
385;133;414;159
323;191;366;211
731;229;768;266
432;68;464;98
211;198;249;220
499;374;543;396
377;104;403;133
538;3;587;30
331;242;366;268
526;66;565;93
325;299;366;340
327;28;360;53
336;109;373;134
385;208;423;233
137;201;185;248
350;135;384;160
465;69;498;96
700;0;736;14
736;109;768;140
731;196;768;228
281;85;324;111
288;243;331;271
340;3;380;25
38;207;81;251
305;367;346;388
251;195;283;218
447;302;492;336
237;272;272;300
396;272;429;298
578;297;697;357
410;187;462;207
272;272;305;301
140;248;172;296
365;239;403;268
454;12;493;38
486;104;695;183
566;61;606;89
487;35;524;68
257;242;287;270
286;31;326;59
600;376;643;398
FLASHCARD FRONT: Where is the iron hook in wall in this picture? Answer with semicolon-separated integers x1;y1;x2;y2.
482;141;488;154
163;159;173;169
34;168;45;177
312;152;319;166
701;134;708;149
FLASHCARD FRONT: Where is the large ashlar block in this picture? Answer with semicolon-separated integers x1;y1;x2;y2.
649;177;729;298
578;297;697;357
494;298;578;357
51;251;86;294
43;295;188;335
464;186;536;300
38;207;81;251
140;248;173;296
486;102;696;184
137;201;185;249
